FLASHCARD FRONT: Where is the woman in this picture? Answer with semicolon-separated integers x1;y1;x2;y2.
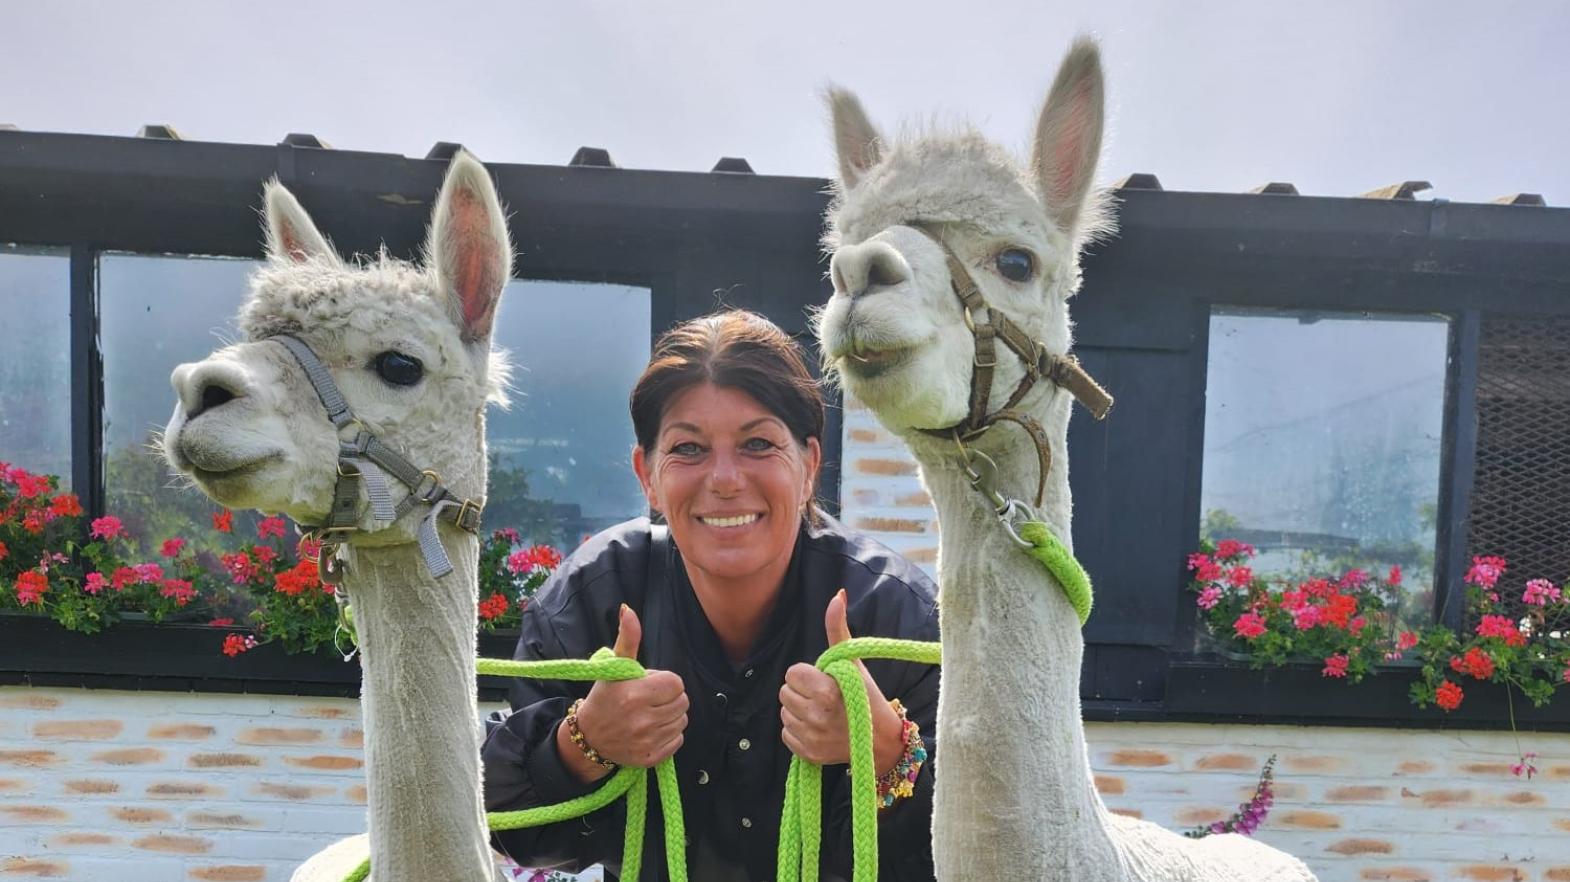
482;310;939;882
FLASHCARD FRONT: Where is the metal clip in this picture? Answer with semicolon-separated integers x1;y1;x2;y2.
413;469;443;504
953;433;1035;549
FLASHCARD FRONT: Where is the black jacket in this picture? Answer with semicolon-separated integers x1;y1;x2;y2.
481;515;940;882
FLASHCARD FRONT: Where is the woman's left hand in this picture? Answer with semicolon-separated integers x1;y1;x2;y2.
780;589;906;774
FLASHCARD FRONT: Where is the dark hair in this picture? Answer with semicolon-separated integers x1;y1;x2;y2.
630;310;825;512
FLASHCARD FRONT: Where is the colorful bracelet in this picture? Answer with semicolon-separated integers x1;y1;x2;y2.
874;698;927;809
565;698;617;770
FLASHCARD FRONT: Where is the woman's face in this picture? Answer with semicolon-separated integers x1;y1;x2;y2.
633;382;821;587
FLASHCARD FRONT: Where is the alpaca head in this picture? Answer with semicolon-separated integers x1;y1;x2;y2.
162;151;513;545
816;38;1109;438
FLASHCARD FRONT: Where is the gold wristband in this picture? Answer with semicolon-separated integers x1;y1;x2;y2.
565;698;617;770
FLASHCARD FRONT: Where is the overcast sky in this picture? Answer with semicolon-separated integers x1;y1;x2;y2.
5;1;1567;205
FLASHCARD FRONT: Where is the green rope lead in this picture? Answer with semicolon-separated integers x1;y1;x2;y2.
777;637;942;882
778;520;1092;882
1017;520;1093;626
341;649;687;882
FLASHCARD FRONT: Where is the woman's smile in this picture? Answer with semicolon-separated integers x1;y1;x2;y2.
633;381;820;587
697;512;763;530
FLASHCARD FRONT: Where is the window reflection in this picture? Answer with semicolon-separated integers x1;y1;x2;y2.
101;253;257;544
488;280;651;546
1201;308;1449;627
0;246;71;480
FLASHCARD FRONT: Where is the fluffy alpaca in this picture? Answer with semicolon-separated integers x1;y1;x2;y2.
815;38;1317;882
162;152;514;882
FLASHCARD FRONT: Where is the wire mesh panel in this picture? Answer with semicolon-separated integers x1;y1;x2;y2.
1468;313;1570;634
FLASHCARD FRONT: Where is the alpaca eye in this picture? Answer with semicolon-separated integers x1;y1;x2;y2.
995;249;1034;283
373;351;424;387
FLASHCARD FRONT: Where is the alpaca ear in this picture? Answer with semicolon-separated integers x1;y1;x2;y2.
827;87;884;189
262;180;340;265
1030;37;1106;241
425;150;514;344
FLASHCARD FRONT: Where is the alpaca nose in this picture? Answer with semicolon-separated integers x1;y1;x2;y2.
831;240;911;299
171;360;249;421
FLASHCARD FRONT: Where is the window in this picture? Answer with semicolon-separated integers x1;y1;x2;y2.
1201;308;1449;628
488;280;652;546
100;253;259;544
0;246;72;480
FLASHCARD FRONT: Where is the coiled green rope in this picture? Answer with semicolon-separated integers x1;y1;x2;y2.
341;520;1089;882
777;522;1092;882
776;637;943;882
342;648;687;882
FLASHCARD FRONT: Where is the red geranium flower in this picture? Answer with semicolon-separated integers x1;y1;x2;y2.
160;579;196;606
222;633;258;657
49;493;83;518
1435;679;1464;712
160;537;186;558
1450;647;1496;681
1321;654;1349;678
21;510;48;534
14;570;48;605
1476;615;1526;648
212;509;234;533
507;545;564;575
1322;594;1358;629
478;593;511;621
257;516;287;540
13;471;52;499
1225;566;1254;589
1214;539;1255;560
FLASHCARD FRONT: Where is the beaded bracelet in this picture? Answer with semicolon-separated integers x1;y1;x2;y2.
565;698;617;770
874;698;927;809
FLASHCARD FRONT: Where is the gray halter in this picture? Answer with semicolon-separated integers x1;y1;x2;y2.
271;334;483;583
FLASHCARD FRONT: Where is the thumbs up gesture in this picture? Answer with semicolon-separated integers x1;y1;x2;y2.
559;604;689;783
780;590;906;773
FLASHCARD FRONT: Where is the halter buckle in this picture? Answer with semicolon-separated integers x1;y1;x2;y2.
454;498;483;533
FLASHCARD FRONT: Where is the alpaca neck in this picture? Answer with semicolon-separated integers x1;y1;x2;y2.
344;535;493;882
913;394;1118;876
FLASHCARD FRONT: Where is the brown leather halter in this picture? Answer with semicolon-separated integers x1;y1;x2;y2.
907;223;1114;509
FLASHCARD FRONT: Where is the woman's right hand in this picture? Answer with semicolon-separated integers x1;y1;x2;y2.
558;604;689;782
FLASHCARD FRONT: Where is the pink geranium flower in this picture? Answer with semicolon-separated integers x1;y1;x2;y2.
89;515;126;541
1233;612;1267;640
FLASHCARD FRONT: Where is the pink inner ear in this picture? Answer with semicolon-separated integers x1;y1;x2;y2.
279;223;309;262
447;186;499;337
1051;78;1094;204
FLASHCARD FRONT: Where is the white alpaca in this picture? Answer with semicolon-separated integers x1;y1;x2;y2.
816;39;1317;882
163;152;514;882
